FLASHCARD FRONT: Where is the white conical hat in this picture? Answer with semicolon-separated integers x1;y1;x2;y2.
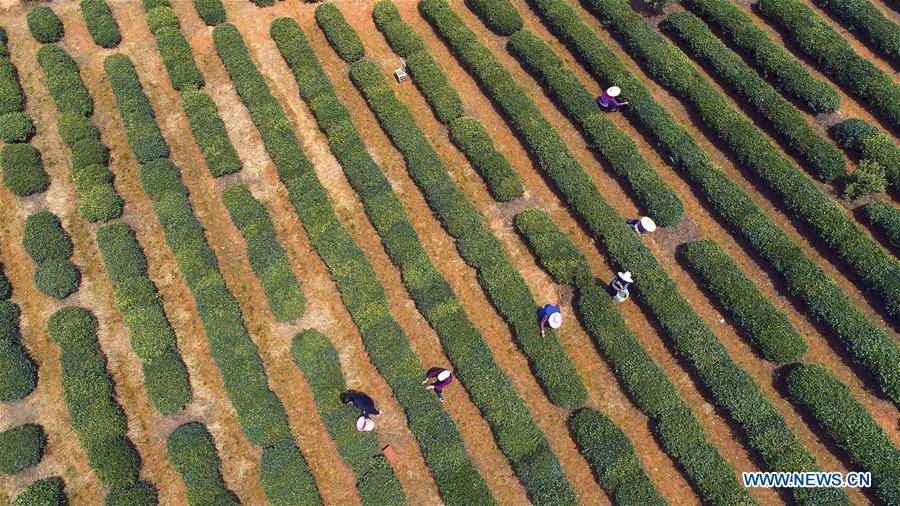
618;271;634;283
607;86;621;97
548;311;562;329
640;217;657;232
357;416;374;432
437;369;451;382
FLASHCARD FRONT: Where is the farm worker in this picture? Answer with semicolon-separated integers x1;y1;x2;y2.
597;86;629;112
626;217;657;235
342;392;382;431
608;271;634;299
539;303;562;337
422;367;453;402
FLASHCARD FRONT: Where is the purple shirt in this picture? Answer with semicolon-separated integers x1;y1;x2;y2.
426;367;453;389
598;92;624;108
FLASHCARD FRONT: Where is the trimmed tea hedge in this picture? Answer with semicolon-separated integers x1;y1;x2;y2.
12;477;67;506
36;45;93;117
292;331;404;506
514;208;749;504
0;112;34;142
0;424;46;474
56;113;123;222
832;118;899;190
0;301;37;401
144;7;204;91
662;12;845;183
507;30;684;225
466;0;522;35
677;240;806;364
0;267;9;300
22;211;80;299
104;481;158;506
569;409;664;505
372;1;523;201
222;185;305;322
81;0;121;48
274;16;577;502
27;7;63;44
180;89;241;176
585;0;900;324
814;0;900;63
106;53;321;505
103;54;169;163
525;0;900;404
1;142;49;197
193;0;226;26
861;201;900;249
47;307;147;495
786;363;900;504
216;21;492;504
423;3;850;503
680;0;840;114
314;4;363;63
0;54;24;115
166;422;239;506
758;0;900;131
96;222;192;414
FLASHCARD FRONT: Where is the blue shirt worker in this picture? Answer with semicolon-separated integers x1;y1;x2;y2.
539;303;562;337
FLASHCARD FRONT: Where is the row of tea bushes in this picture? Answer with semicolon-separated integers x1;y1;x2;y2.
22;212;81;299
0;143;47;197
523;0;900;405
0;424;45;475
662;12;845;183
423;3;849;503
676;240;806;364
372;1;523;202
314;4;364;63
466;0;522;36
192;0;226;26
80;0;121;48
291;330;404;505
214;21;493;503
513;208;747;504
36;45;92;116
861;201;900;250
95;222;192;414
179;89;241;176
812;0;900;64
0;282;37;401
584;0;900;326
274;16;578;501
832;118;899;190
144;5;204;91
104;52;321;504
104;55;169;163
758;0;900;131
786;364;900;504
221;185;305;322
680;0;840;114
12;477;68;506
507;30;685;225
166;422;240;505
47;307;157;502
26;7;63;44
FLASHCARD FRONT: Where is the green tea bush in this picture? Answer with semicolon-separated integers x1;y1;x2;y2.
0;424;46;474
758;0;900;131
680;0;840;114
373;2;424;55
105;481;158;506
192;0;226;26
677;240;806;363
0;112;34;142
104;54;169;163
814;0;900;63
832;118;899;190
465;0;522;35
314;4;364;63
36;45;93;116
47;307;144;490
222;185;304;322
423;3;851;503
96;222;191;414
525;0;900;405
585;0;900;325
786;364;900;504
0;301;37;401
842;159;885;200
507;30;684;224
449;117;522;201
861;201;900;249
662;12;845;182
57;112;98;148
514;208;748;503
145;5;180;32
292;331;404;505
1;143;49;196
166;422;239;505
222;20;492;503
180;89;241;176
27;6;63;44
0;57;24;115
145;7;204;91
0;267;10;300
81;0;121;48
0;26;7;56
569;409;664;505
12;477;67;506
23;211;80;298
